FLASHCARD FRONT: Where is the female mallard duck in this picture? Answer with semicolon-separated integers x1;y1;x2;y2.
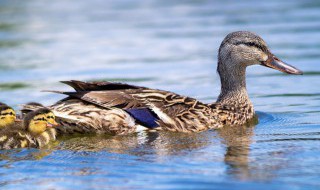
24;31;303;135
0;108;58;149
0;104;17;129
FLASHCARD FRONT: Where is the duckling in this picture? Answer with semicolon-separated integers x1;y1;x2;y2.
0;108;58;149
0;102;7;106
24;31;303;134
20;102;44;118
0;104;17;129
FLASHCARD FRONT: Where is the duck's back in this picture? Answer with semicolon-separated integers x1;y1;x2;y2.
45;80;225;134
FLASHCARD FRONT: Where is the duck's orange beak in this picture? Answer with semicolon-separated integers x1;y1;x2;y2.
47;121;59;128
15;118;22;122
261;53;303;75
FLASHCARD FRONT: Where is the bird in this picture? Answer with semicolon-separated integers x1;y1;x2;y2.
20;102;44;118
23;31;303;135
0;108;58;149
0;102;7;106
0;104;17;129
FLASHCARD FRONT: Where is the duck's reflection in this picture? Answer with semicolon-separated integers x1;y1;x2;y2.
0;149;53;162
217;118;257;181
0;118;258;182
57;130;213;157
57;119;257;175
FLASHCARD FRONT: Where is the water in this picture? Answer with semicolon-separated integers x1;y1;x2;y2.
0;0;320;189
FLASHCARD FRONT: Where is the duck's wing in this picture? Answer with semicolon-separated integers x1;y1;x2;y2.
51;81;208;126
53;80;199;111
53;90;146;109
60;80;143;91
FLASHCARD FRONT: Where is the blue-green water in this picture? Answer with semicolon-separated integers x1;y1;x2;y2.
1;0;320;189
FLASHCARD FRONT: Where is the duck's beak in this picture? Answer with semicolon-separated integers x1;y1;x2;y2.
15;118;22;122
47;121;59;128
261;53;303;75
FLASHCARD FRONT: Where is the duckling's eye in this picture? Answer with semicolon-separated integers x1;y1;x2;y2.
35;117;46;121
2;112;12;116
0;110;15;116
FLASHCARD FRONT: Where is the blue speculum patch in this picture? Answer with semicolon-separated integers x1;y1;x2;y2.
126;108;159;128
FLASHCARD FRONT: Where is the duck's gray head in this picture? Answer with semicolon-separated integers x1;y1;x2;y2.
218;31;303;76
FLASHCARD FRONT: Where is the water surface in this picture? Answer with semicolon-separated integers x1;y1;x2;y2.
0;0;320;189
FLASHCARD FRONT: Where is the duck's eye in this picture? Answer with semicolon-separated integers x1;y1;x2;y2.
246;42;256;47
35;117;46;121
0;110;15;116
235;41;265;52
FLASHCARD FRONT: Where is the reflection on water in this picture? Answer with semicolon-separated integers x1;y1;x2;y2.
219;124;255;181
0;0;320;189
1;112;320;188
58;130;213;156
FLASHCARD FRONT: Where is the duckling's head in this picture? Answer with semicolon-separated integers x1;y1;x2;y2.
24;108;57;135
45;110;59;127
21;102;44;117
0;105;16;128
218;31;302;77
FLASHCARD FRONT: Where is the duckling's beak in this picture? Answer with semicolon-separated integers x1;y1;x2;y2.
261;53;303;75
47;121;59;128
15;118;22;122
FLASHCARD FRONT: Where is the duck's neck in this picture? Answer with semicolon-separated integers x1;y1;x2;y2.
216;59;252;109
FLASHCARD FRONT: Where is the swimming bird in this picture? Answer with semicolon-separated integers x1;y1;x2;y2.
20;102;44;118
0;104;17;129
24;31;302;135
0;102;7;106
0;108;58;149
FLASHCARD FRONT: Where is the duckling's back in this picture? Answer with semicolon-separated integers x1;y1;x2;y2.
0;128;57;150
0;129;35;149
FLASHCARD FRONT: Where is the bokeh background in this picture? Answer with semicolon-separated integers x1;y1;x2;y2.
0;0;320;189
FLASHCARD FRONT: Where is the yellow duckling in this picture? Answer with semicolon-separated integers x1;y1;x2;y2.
0;104;17;129
0;108;58;149
20;102;44;118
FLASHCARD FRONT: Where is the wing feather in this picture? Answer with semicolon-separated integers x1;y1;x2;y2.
60;80;142;91
47;80;210;129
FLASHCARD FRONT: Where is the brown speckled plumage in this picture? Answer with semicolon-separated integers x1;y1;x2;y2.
23;31;302;135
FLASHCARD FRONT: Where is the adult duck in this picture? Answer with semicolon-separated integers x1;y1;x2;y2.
25;31;302;135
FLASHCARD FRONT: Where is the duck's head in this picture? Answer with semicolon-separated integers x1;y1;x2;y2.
218;31;303;77
45;110;59;127
21;102;44;117
0;105;16;128
24;108;58;135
